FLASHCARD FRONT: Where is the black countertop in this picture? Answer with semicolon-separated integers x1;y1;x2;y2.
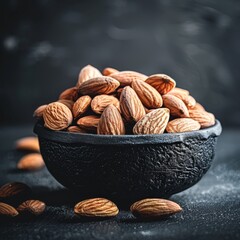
0;126;240;240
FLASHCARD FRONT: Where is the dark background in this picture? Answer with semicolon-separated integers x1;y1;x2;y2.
1;0;240;127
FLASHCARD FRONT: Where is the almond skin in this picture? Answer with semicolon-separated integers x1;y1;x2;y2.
168;91;196;109
102;67;119;76
169;87;189;96
120;86;146;122
163;94;189;118
131;80;163;109
189;110;215;128
145;74;176;95
72;95;92;118
77;115;100;132
97;105;125;135
76;65;102;87
130;198;182;219
133;108;170;135
0;202;19;218
43;102;73;130
189;102;205;111
78;76;120;96
74;198;119;217
33;105;47;118
17;153;45;171
67;126;87;133
110;71;147;86
0;182;32;205
17;200;46;216
166;118;201;133
91;95;120;114
15;137;40;152
59;87;79;102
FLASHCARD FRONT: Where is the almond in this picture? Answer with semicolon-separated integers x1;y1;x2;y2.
131;80;163;108
130;198;182;219
189;110;215;128
76;65;102;87
74;198;119;217
120;86;146;123
146;74;176;95
166;118;201;133
58;99;74;110
110;71;147;86
168;91;196;108
15;137;40;152
67;126;87;133
162;95;189;118
72;95;92;118
98;105;125;135
133;108;170;134
33;105;47;118
102;67;119;76
78;76;120;96
17;153;45;171
17;200;46;216
0;182;32;205
77;115;100;132
189;102;205;111
184;95;196;108
43;102;73;130
0;202;19;218
91;95;120;114
59;87;79;102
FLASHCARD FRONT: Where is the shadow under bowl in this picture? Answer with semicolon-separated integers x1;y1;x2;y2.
34;120;222;203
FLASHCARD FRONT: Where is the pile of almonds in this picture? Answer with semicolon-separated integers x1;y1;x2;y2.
0;182;182;220
34;65;215;135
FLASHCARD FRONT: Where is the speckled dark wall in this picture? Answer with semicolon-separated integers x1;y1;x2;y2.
0;0;240;126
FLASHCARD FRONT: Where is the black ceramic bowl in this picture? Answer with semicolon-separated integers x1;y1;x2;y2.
34;120;222;203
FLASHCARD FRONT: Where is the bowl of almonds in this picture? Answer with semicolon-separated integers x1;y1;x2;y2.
34;65;222;202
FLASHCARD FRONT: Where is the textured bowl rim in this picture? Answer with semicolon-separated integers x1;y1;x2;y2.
34;119;222;145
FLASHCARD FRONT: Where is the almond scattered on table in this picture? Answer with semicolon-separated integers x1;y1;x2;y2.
0;202;19;218
33;65;216;134
74;198;119;217
130;198;182;219
16;137;40;152
17;200;46;216
17;153;45;171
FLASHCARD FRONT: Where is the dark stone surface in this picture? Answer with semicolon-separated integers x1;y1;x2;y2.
0;0;240;126
0;125;240;239
34;121;221;202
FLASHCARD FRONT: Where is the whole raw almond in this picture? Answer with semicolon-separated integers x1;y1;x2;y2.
0;202;19;218
91;95;120;114
15;137;40;152
146;74;176;95
131;80;163;108
162;94;189;118
169;87;189;96
67;126;87;133
102;67;119;76
59;87;79;102
17;153;45;171
130;198;182;219
43;102;73;130
133;108;170;135
77;115;100;132
0;182;32;205
168;91;196;109
110;71;147;86
17;200;46;216
120;86;145;122
76;65;102;87
97;105;125;135
189;110;215;128
72;95;92;118
74;198;119;217
33;105;47;118
78;76;120;96
166;118;201;133
58;99;74;110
